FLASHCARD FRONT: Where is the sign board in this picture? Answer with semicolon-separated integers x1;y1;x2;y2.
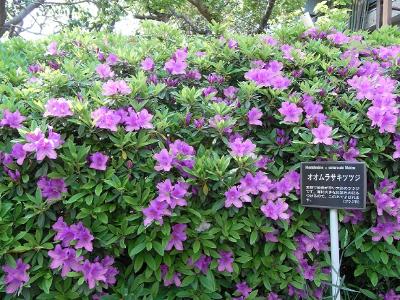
300;161;366;209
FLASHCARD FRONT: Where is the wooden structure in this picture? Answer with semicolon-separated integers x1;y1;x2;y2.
350;0;400;30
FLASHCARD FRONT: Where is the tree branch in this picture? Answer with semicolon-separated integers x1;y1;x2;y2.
169;9;210;34
186;0;216;23
256;0;276;34
1;0;45;37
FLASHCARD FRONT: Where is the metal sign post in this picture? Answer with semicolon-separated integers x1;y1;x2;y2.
330;209;341;300
300;161;366;300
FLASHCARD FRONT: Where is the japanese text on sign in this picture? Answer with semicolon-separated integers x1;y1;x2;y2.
301;162;366;209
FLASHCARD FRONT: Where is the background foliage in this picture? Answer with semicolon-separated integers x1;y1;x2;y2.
0;21;400;299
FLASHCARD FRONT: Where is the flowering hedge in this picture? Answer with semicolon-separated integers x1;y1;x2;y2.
1;23;400;299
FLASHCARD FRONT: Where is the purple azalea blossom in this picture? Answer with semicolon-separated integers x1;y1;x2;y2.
217;251;234;272
71;222;95;251
235;282;252;298
261;199;290;221
44;98;73;117
2;259;30;294
229;137;256;158
312;124;334;145
0;109;26;129
11;143;26;165
23;128;63;161
189;254;211;274
106;53;119;65
38;177;67;201
142;199;171;226
247;107;263;126
91;107;121;131
141;57;155;71
47;41;58;55
160;264;181;287
164;59;187;75
96;64;114;79
89;152;109;171
278;102;303;123
166;224;187;251
102;80;131;96
81;260;107;289
48;245;83;277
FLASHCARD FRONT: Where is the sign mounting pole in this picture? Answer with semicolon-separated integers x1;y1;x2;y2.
300;161;366;300
329;209;341;300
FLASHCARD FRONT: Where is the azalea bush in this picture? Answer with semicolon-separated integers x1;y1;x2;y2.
1;22;400;299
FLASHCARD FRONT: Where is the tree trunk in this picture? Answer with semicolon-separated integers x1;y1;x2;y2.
186;0;216;23
256;0;276;34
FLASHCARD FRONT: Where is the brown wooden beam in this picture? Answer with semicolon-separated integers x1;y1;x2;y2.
382;0;392;25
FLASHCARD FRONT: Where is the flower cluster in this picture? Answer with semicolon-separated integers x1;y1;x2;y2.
348;74;398;133
91;107;153;132
142;179;189;226
154;139;195;173
44;98;73;117
22;128;64;161
225;170;299;222
0;109;26;129
38;177;67;201
102;80;131;96
371;180;400;242
50;218;118;289
244;60;291;89
1;259;30;294
164;48;188;75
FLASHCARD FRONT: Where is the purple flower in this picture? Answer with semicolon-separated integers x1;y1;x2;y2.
225;186;245;208
99;256;118;286
261;199;290;221
102;80;131;96
53;217;76;247
262;35;278;46
371;220;399;242
81;260;107;289
173;48;188;61
96;64;114;79
38;177;67;201
265;228;279;242
2;259;30;294
217;251;234;272
312;124;333;145
0;109;26;128
203;86;218;97
247;107;263;126
71;222;95;251
278;102;303;123
48;245;83;277
142;199;171;226
228;39;238;49
11;143;26;165
381;290;400;300
44;98;73;117
267;293;282;300
156;179;189;209
166;224;187;251
186;69;201;80
394;141;400;159
124;108;153;131
91;107;121;132
89;152;109;171
207;73;224;84
160;264;181;287
327;31;350;45
47;41;58;55
154;149;173;171
343;210;364;224
235;282;252;298
229;137;256;158
23;128;63;161
106;53;119;65
28;64;43;73
141;57;155;71
189;254;211;274
196;51;206;57
164;59;187;75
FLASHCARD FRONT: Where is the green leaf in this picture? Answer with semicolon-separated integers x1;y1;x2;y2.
199;271;216;292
